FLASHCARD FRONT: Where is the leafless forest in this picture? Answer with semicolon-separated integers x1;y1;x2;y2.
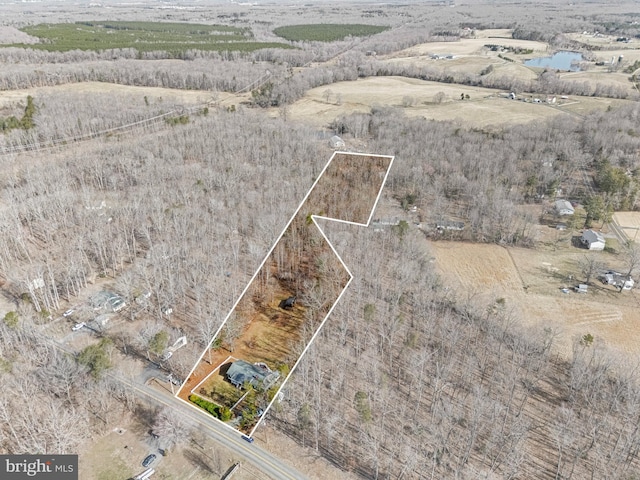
1;1;640;479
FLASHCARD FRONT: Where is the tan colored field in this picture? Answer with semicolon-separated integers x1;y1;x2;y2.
383;52;540;81
383;53;495;73
283;26;640;130
556;95;633;117
0;81;244;109
567;32;640;51
393;29;549;57
558;70;638;96
431;241;640;362
613;212;640;243
592;48;640;64
484;60;539;81
285;76;568;129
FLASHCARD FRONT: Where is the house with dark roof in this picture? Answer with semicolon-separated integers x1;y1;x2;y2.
226;360;280;390
581;230;606;251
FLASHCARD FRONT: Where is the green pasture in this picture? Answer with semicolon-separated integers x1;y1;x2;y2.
4;21;291;55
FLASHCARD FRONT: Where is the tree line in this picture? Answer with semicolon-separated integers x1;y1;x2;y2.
1;95;639;477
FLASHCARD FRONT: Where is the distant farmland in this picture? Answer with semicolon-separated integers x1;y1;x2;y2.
5;21;292;55
273;24;388;42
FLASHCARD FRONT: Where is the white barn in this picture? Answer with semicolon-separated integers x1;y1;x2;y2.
581;230;606;250
329;135;345;149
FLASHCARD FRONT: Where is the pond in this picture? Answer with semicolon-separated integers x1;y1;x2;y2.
524;51;584;71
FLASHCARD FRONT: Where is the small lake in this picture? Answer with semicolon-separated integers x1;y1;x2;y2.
524;51;584;71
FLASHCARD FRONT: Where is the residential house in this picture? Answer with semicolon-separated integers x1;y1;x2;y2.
555;200;574;216
581;230;606;251
226;360;280;390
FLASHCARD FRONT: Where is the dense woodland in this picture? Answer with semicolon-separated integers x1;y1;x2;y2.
1;1;640;478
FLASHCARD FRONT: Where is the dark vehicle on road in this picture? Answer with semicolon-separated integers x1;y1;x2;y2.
241;435;254;443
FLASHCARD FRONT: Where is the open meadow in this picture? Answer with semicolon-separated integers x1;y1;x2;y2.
430;240;640;361
281;26;640;129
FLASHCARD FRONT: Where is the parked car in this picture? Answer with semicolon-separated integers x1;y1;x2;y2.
142;454;156;467
71;322;86;331
241;435;254;443
63;309;75;317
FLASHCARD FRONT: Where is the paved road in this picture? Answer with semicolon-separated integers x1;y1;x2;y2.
42;334;308;480
112;373;308;480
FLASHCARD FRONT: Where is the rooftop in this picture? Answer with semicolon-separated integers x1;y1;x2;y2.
226;360;280;390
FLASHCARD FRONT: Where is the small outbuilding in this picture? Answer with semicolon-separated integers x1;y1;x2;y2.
581;230;606;251
329;135;345;149
554;200;574;216
575;284;589;294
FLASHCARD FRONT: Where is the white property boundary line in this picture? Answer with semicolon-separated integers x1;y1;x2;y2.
190;355;236;397
176;151;395;438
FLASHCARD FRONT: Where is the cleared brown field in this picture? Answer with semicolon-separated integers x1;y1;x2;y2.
430;240;640;361
283;27;639;130
558;70;638;96
613;211;640;243
383;52;540;82
567;32;640;51
392;29;549;57
0;81;244;109
383;53;496;74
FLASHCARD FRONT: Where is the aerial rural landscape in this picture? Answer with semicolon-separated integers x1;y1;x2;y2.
0;0;640;478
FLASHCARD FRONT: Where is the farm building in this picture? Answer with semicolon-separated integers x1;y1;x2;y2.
575;284;589;294
600;271;634;290
329;135;345;149
554;200;574;216
226;360;280;390
581;230;606;250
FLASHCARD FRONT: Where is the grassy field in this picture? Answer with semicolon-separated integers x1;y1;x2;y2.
280;27;639;129
430;240;640;361
5;21;291;55
282;76;571;129
273;24;387;42
397;29;549;57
